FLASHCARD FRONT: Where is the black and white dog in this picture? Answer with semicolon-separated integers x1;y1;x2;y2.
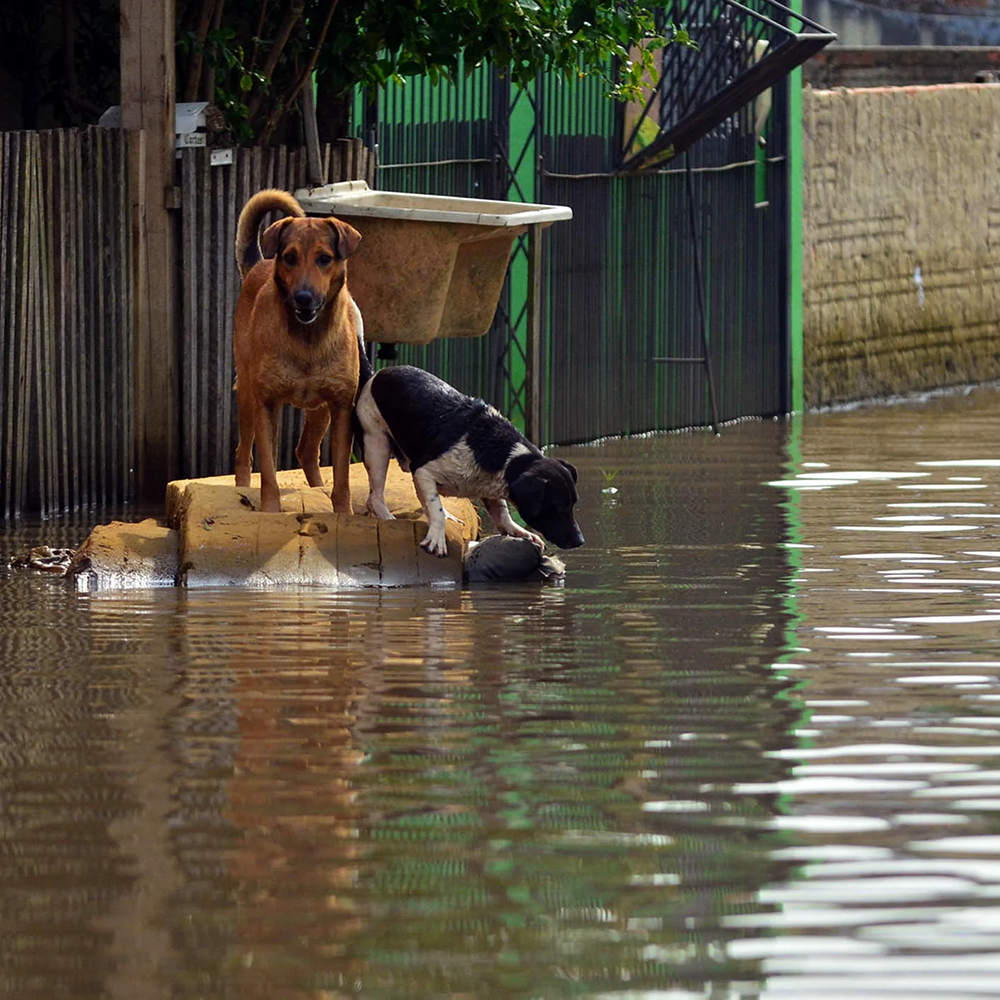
355;365;584;557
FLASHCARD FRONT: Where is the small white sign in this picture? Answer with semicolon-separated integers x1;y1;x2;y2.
210;148;234;166
177;132;207;148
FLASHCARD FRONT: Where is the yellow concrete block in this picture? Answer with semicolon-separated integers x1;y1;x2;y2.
415;519;468;586
167;481;259;530
302;486;339;515
252;513;310;587
377;517;422;588
69;518;178;591
298;514;342;586
72;457;480;589
98;460;481;588
167;461;480;539
335;515;383;587
179;511;262;587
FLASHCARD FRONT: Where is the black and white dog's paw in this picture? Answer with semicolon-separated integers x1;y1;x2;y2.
501;523;545;550
420;524;450;557
365;495;395;520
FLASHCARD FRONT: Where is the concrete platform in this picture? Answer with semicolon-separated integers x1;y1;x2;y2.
70;461;480;591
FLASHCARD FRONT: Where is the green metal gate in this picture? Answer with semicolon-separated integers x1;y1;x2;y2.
357;5;829;445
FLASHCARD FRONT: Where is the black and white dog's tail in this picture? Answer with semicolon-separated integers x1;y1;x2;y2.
351;349;409;470
352;300;375;462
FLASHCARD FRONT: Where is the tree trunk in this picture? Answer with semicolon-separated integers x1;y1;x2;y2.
302;84;323;186
199;0;224;103
182;0;217;102
315;85;352;145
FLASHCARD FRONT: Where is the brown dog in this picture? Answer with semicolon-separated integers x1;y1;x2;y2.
233;189;364;514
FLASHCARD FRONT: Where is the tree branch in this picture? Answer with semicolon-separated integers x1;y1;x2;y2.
200;0;225;103
248;0;271;75
247;0;305;123
182;0;218;102
260;0;340;145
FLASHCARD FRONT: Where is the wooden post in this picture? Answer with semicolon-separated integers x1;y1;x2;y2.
524;223;543;445
121;0;178;500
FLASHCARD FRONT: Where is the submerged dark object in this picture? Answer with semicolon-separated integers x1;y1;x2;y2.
464;535;566;584
9;545;76;574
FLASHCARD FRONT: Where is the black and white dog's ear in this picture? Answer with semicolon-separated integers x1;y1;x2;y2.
510;473;547;519
558;459;578;483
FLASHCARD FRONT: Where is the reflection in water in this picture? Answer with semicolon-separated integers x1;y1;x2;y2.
757;387;1000;999
10;387;1000;997
0;424;796;998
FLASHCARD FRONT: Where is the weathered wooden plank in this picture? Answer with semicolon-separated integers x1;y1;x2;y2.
220;147;237;473
37;132;56;511
95;128;110;505
14;134;35;513
101;130;118;503
82;129;97;504
338;138;354;182
121;0;178;500
71;130;85;508
114;130;135;503
0;133;14;515
329;144;342;186
197;146;213;474
52;131;70;510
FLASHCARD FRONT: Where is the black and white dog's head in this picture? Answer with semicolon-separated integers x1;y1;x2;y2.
507;455;585;550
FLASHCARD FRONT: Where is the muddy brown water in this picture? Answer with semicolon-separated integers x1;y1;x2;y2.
4;387;1000;998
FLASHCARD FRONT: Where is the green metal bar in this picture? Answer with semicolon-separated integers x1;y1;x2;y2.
505;80;536;428
788;65;804;413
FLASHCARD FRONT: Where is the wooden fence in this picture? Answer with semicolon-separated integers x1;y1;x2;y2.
177;138;373;480
0;131;372;516
0;128;134;518
2;111;787;515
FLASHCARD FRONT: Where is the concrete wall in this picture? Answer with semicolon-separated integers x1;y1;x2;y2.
804;46;1000;88
802;83;1000;406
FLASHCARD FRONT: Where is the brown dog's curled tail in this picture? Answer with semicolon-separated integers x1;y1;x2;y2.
235;189;306;280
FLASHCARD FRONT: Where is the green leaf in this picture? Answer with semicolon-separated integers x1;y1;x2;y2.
239;73;252;92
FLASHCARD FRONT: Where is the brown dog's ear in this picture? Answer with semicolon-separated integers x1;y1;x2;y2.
327;218;362;260
260;217;294;258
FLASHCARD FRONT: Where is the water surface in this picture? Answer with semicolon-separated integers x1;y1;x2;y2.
4;387;1000;998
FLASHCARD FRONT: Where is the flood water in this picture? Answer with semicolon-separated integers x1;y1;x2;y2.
5;387;1000;998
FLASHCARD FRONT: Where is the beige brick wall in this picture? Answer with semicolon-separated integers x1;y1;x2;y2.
803;84;1000;407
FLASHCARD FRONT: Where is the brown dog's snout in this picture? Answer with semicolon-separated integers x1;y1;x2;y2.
290;285;325;324
293;289;322;310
